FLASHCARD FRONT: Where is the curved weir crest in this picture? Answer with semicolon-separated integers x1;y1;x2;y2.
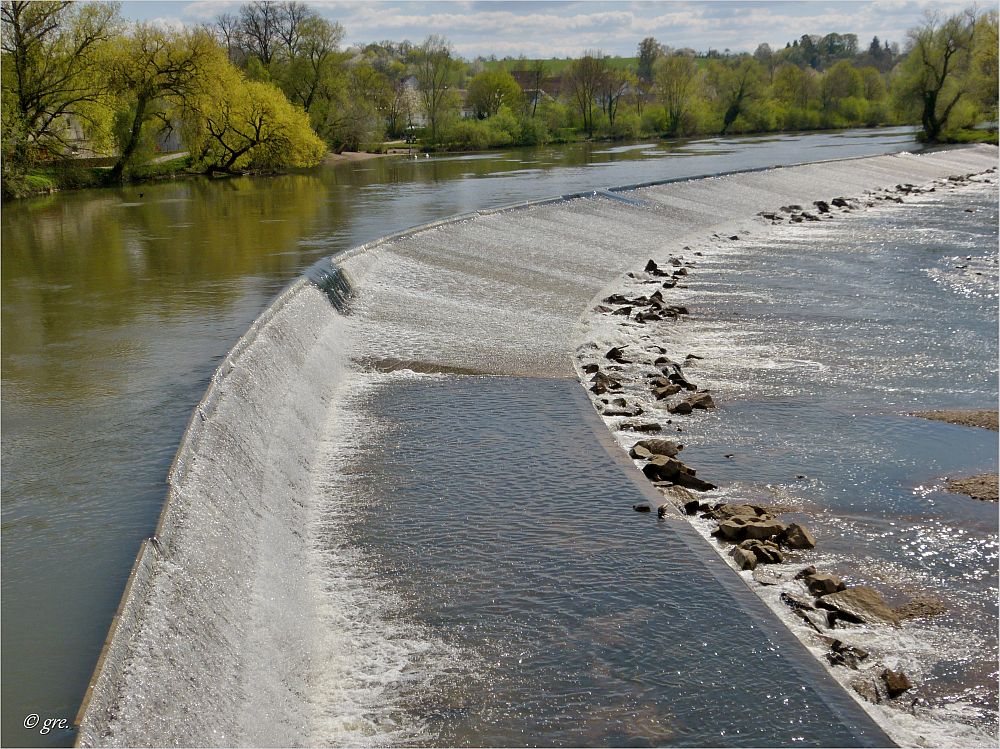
76;144;997;747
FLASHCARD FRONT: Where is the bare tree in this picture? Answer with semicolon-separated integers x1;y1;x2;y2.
411;35;459;144
239;0;280;65
565;51;607;135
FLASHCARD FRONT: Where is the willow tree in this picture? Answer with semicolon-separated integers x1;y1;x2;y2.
108;25;220;181
1;0;119;160
894;9;979;141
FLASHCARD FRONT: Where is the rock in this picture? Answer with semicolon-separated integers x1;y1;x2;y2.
668;400;693;415
752;567;788;586
611;306;632;316
581;362;600;374
653;384;683;399
945;473;998;502
716;517;786;542
882;669;913;697
603;404;644;417
632;438;683;457
780;591;816;611
590;372;622;395
635;311;661;323
683;499;702;515
633;502;652;513
825;640;869;670
730;546;757;570
728;235;739;241
657;503;672;517
738;539;783;564
805;573;845;596
619;420;662;433
852;674;888;704
794;608;827;633
630;444;654;460
794;565;817;579
801;211;820;221
814;200;830;213
893;594;947;621
831;197;849;207
673;267;688;276
709;503;764;520
687;392;715;409
644;259;670;276
816;586;898;625
605;346;631;363
782;523;817;549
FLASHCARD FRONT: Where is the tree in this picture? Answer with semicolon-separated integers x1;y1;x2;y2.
654;53;698;135
968;11;999;122
564;52;606;135
820;59;862;111
108;25;220;181
707;56;764;134
238;0;280;66
280;14;344;116
466;69;522;119
894;9;979;141
772;63;818;109
598;68;631;127
411;35;459;144
1;0;119;157
183;70;325;171
637;36;663;82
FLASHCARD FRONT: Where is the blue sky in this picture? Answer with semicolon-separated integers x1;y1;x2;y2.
120;1;974;58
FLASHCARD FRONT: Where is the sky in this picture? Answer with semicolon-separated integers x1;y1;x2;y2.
119;0;976;58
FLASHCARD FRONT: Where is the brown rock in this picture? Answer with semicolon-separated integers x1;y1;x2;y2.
816;586;899;626
783;523;817;549
633;502;652;513
619;420;662;433
633;438;683;457
893;594;947;621
882;669;913;697
945;473;998;502
730;546;757;570
805;573;845;596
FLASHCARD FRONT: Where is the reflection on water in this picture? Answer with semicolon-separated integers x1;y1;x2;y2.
1;127;919;747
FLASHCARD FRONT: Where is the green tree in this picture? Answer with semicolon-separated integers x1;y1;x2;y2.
654;53;699;136
565;52;606;136
1;0;119;158
820;59;862;111
466;69;522;119
637;36;664;82
108;25;220;181
894;9;979;141
411;35;459;144
707;56;764;134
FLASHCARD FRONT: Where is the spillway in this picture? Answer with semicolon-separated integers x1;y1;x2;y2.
75;144;997;747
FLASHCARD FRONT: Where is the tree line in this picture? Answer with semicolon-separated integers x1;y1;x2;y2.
2;0;997;196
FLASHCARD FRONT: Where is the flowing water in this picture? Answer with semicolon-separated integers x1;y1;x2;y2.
4;127;991;747
582;175;998;745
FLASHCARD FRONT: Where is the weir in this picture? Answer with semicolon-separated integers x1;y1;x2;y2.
75;144;997;747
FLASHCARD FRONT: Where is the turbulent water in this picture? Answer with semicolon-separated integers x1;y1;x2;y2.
583;175;998;746
68;145;999;747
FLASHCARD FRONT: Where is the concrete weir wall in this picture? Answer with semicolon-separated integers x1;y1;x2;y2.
75;144;998;746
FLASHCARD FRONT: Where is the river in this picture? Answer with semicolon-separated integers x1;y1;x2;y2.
0;127;931;747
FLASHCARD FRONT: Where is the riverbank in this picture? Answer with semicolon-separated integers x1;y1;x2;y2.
576;168;998;746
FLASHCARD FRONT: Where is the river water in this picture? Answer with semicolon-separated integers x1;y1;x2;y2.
0;127;942;746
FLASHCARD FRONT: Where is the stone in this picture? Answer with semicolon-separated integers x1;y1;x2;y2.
893;594;947;621
683;499;702;515
816;586;898;625
831;197;849;207
590;371;622;395
780;591;816;611
794;565;816;580
619;420;662;433
633;502;652;513
633;438;683;457
668;400;693;415
629;444;654;460
603;404;643;417
581;362;600;374
752;567;794;586
813;200;830;213
611;306;632;316
805;573;845;596
782;523;817;549
730;546;757;570
825;640;869;670
653;384;683;399
716;517;786;542
882;669;913;697
852;674;888;704
794;608;827;633
635;311;662;323
687;392;715;409
738;539;783;564
605;346;631;362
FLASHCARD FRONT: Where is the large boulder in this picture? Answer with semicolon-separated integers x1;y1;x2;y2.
782;523;817;549
716;517;786;542
738;539;783;564
805;573;845;596
730;546;757;570
816;586;899;626
882;669;912;697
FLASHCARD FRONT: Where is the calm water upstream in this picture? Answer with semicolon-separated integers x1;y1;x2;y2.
2;127;923;747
